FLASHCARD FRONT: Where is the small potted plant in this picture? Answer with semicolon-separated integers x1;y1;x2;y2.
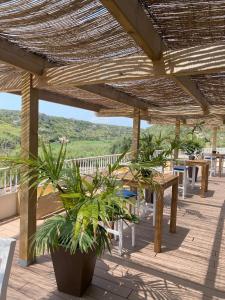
181;139;203;180
2;144;137;297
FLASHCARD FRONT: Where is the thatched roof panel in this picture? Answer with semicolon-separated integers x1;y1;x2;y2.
0;0;141;63
193;73;225;105
110;78;197;107
140;0;225;50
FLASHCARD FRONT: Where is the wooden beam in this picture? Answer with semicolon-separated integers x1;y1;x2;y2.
97;107;204;118
174;120;181;159
211;127;218;151
100;0;209;115
173;76;209;115
100;0;163;60
131;108;141;159
37;89;103;112
19;73;39;267
0;38;48;75
80;84;150;110
10;89;103;112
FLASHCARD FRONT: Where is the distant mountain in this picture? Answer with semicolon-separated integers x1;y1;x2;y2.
0;109;132;153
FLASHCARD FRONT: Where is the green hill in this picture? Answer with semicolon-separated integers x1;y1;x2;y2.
0;109;133;157
0;109;224;158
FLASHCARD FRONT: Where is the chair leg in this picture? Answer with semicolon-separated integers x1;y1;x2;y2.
183;169;187;199
118;219;123;256
114;221;118;240
131;225;135;247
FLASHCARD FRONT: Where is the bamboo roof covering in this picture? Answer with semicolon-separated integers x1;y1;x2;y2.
0;1;225;126
140;0;225;50
0;0;140;63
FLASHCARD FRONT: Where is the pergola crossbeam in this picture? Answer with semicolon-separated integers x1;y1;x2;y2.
100;0;163;60
101;0;209;115
80;84;150;110
0;38;47;75
11;89;103;112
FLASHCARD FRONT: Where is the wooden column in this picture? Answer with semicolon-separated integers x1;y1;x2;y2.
131;108;140;160
211;126;218;151
174;119;181;159
19;73;39;267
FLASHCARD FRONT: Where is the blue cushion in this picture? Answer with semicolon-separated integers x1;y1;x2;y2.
116;189;137;199
173;166;187;171
204;156;216;160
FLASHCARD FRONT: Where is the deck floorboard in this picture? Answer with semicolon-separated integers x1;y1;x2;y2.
1;176;225;299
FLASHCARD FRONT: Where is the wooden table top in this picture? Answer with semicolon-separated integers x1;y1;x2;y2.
115;167;178;189
173;159;210;166
211;153;225;158
186;159;210;166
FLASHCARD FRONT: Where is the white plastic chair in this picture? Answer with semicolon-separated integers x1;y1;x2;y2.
106;219;135;256
139;191;156;226
204;155;216;177
173;165;189;199
0;238;16;300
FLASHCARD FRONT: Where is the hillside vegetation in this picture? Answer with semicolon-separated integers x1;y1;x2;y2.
0;109;224;158
0;109;132;157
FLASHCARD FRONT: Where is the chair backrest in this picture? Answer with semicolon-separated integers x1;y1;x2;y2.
0;238;16;300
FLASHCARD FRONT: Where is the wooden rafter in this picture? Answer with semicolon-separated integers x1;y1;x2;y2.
0;38;47;75
80;84;150;110
173;76;209;115
0;38;151;112
11;89;103;112
100;0;209;115
97;107;205;118
100;0;163;60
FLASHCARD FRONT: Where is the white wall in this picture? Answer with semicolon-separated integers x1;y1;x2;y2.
0;193;18;221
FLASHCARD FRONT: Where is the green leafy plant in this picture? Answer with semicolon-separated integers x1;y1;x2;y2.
181;139;203;156
1;144;138;256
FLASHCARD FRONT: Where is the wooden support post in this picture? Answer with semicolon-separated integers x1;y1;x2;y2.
174;120;181;159
211;127;218;151
19;73;39;267
131;108;140;160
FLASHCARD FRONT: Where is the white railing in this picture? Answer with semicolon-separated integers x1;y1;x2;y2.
0;153;130;196
65;153;131;174
202;148;225;154
0;167;18;195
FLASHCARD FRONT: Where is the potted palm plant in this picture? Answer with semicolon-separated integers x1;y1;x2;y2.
1;144;137;297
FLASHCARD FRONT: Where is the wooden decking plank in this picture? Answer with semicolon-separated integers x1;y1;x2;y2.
1;176;225;299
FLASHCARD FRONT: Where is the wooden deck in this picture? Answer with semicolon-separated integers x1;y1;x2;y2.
1;176;225;299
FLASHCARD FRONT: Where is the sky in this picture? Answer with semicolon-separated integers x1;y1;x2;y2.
0;93;149;128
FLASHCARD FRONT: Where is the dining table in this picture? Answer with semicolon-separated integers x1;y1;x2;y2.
115;168;179;253
185;160;209;198
211;153;225;177
174;159;210;198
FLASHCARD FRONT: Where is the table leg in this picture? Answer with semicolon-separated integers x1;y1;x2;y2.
154;188;164;253
219;157;222;177
170;180;178;233
192;166;196;188
201;165;208;197
205;164;209;192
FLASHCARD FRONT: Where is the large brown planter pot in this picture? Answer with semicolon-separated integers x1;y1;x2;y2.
51;247;97;297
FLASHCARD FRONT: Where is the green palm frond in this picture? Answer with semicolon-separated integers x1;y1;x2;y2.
0;144;138;256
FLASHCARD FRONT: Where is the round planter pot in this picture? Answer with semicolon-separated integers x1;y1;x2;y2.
51;247;97;297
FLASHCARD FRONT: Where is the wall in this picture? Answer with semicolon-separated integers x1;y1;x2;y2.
0;192;18;220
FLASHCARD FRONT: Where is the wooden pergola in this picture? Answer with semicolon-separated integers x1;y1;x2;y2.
0;0;224;266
